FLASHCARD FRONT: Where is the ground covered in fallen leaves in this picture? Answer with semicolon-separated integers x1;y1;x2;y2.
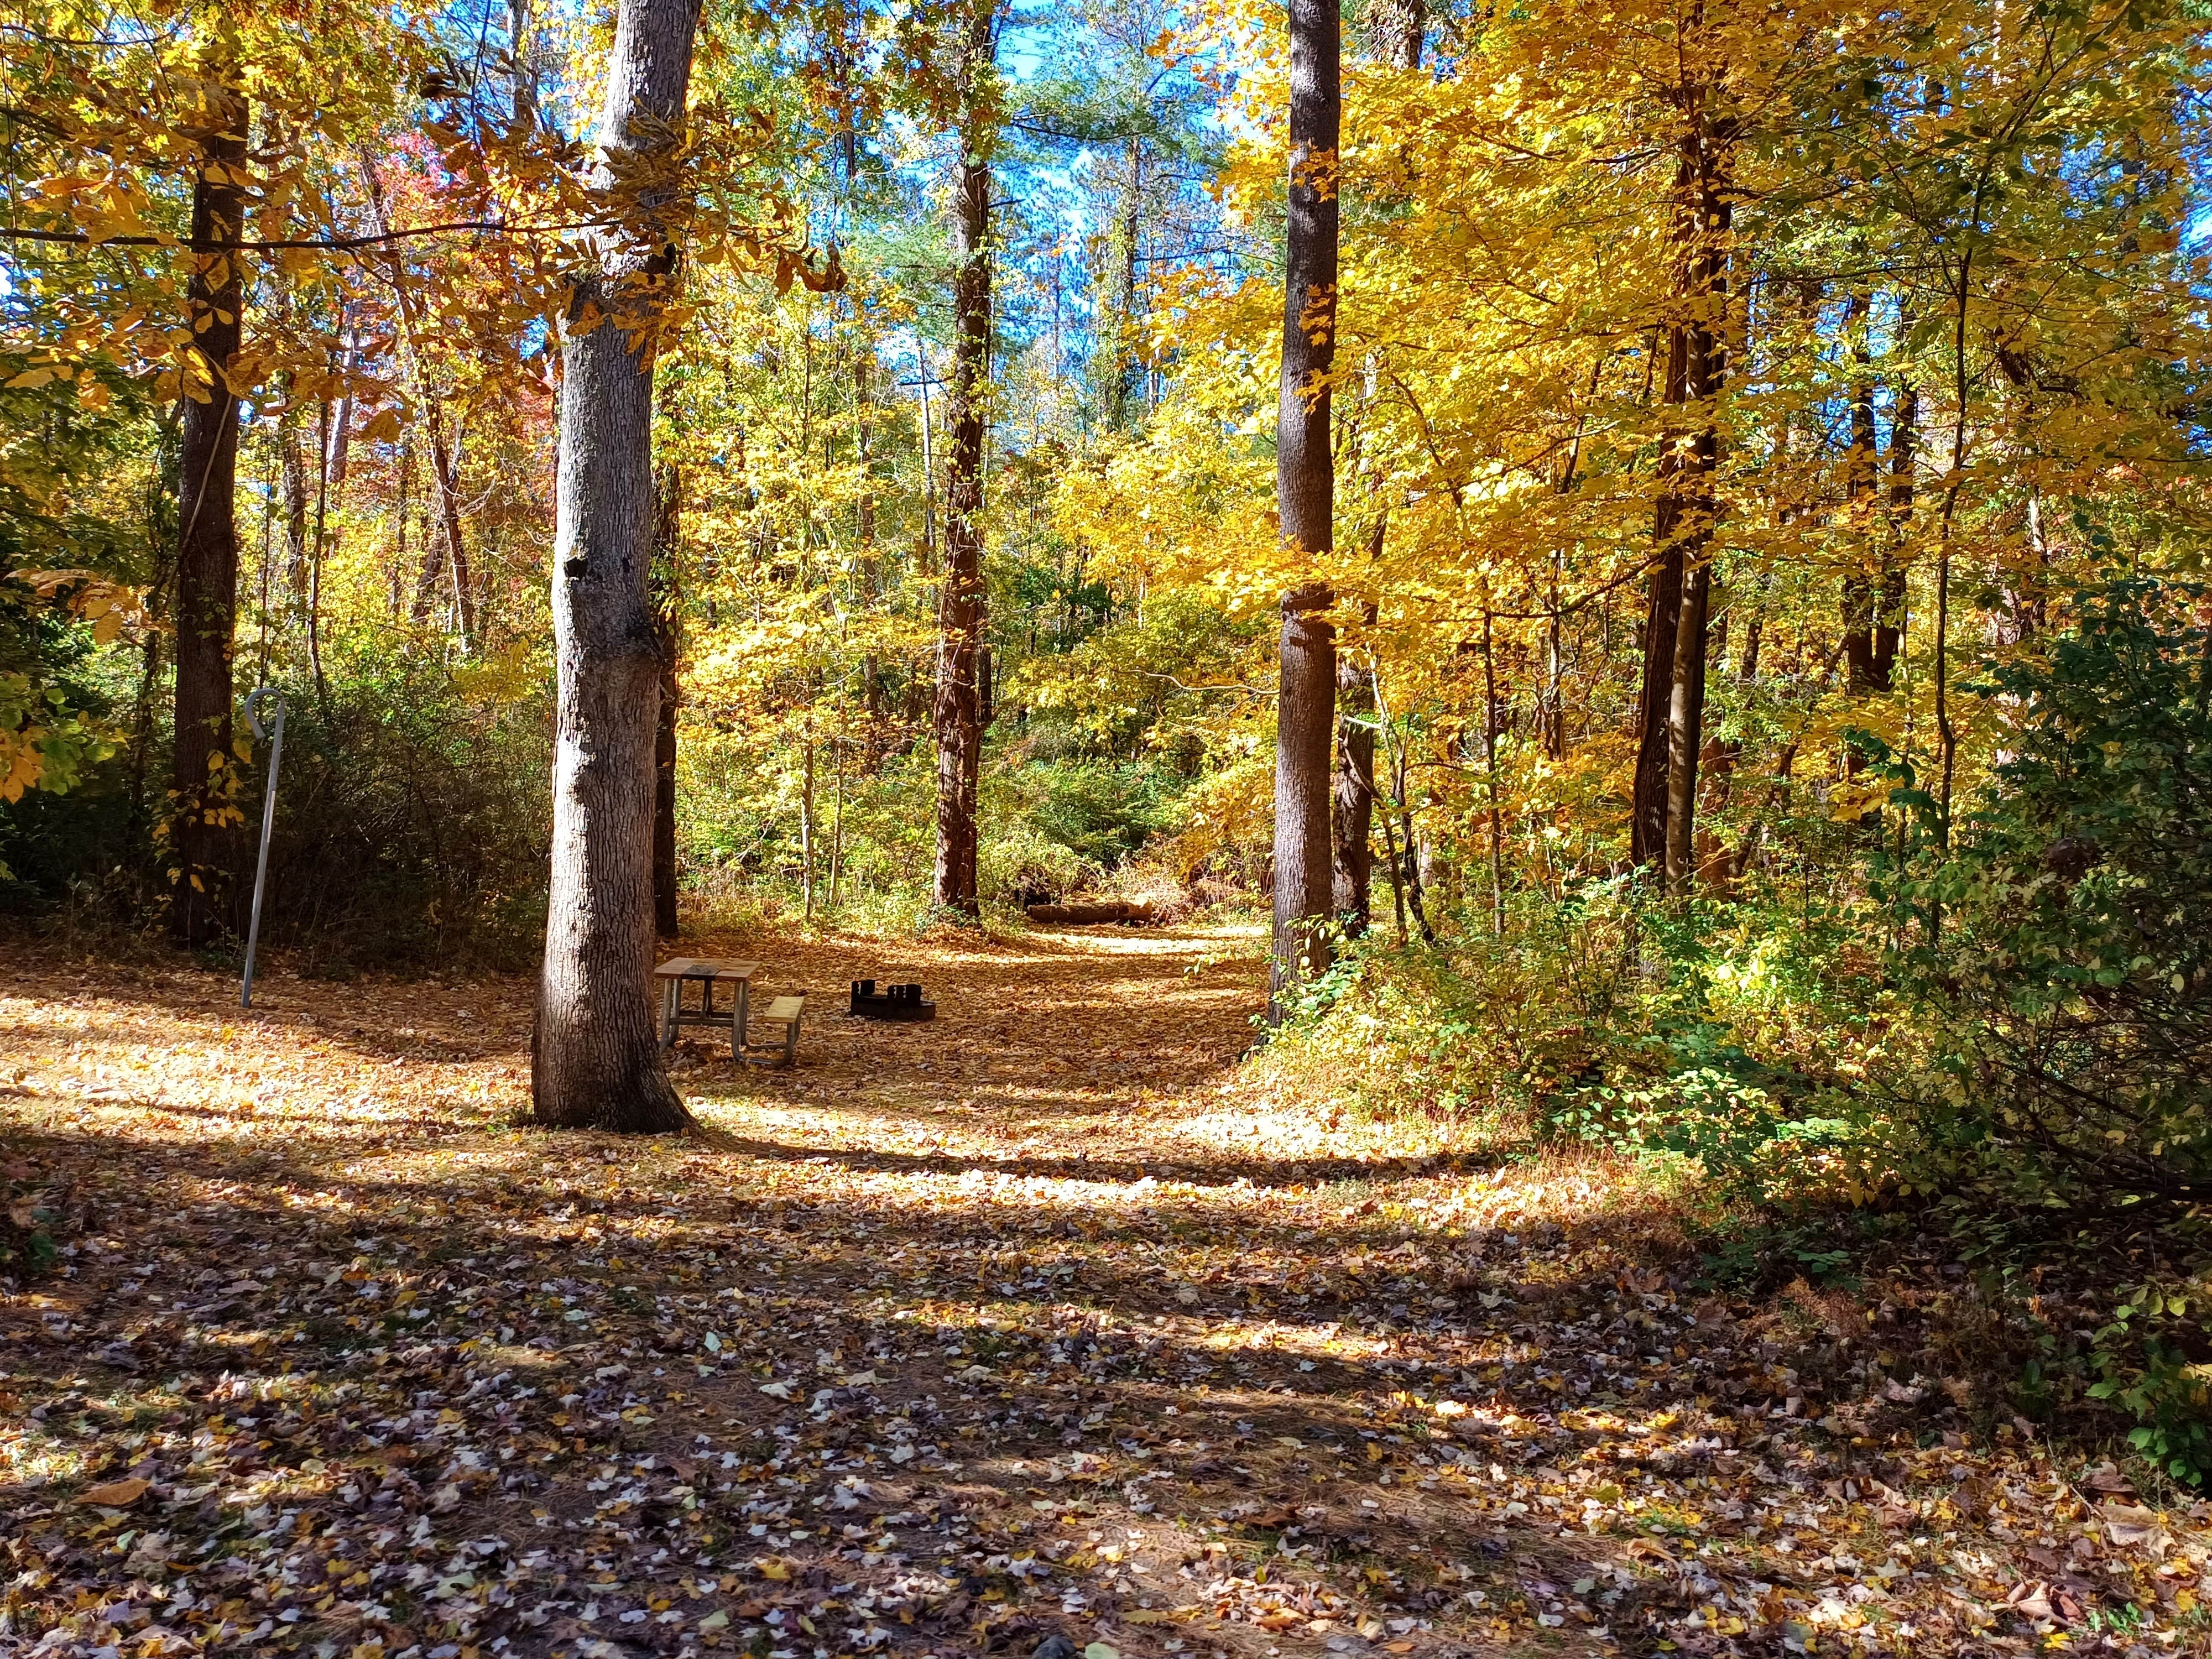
2;920;2206;1659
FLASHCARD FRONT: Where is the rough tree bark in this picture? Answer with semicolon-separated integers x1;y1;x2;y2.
170;77;249;948
1270;0;1341;1019
533;0;702;1133
932;0;998;918
651;461;682;940
1633;92;1733;893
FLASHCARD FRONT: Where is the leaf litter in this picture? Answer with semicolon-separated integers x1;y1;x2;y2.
2;923;2206;1659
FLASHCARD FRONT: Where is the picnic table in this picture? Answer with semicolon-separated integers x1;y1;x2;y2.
654;957;758;1058
652;957;808;1066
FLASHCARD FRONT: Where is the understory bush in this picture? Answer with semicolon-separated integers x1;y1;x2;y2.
1882;580;2212;1210
2;643;554;968
1266;581;2212;1482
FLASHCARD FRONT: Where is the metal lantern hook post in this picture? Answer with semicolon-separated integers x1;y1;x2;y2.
240;687;286;1008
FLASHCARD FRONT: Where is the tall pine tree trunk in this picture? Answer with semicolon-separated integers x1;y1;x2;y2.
1270;0;1341;1018
932;0;997;918
170;80;249;948
533;0;702;1133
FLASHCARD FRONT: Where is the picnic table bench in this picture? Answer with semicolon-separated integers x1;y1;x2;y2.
653;957;805;1066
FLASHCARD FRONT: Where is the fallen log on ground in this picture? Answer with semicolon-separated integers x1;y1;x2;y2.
1025;900;1162;926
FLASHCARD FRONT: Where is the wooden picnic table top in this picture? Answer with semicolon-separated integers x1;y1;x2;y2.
653;957;760;981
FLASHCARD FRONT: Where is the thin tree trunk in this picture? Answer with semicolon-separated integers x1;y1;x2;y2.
1399;757;1433;944
533;0;702;1134
854;345;877;595
1934;247;1974;881
1332;507;1384;932
510;0;538;132
278;395;310;602
829;733;846;912
170;79;249;948
1543;551;1566;758
127;410;181;847
1270;0;1341;1019
801;722;817;924
1630;543;1683;869
359;152;477;646
1837;291;1906;741
1663;559;1713;894
1105;137;1144;430
1372;665;1434;945
326;310;356;491
651;461;682;940
912;330;936;573
391;426;412;619
932;0;997;918
1376;782;1409;945
1331;654;1375;932
1484;606;1505;933
307;392;330;712
1369;0;1426;66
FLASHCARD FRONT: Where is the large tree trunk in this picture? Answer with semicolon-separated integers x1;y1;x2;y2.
932;1;997;918
1270;0;1341;1018
1636;96;1733;891
533;0;702;1134
651;461;682;940
170;81;249;948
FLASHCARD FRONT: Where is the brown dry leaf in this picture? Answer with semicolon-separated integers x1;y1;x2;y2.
2101;1503;2172;1557
3;926;2209;1659
79;1477;149;1507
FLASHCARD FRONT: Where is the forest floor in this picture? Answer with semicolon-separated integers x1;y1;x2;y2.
2;918;2206;1659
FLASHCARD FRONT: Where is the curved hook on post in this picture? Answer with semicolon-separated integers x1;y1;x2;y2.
240;687;286;1009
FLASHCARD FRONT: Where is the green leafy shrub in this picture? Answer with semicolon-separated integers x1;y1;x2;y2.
1887;580;2212;1210
2088;1274;2212;1488
3;642;555;967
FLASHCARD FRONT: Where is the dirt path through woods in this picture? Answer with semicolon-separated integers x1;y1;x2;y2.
2;920;2205;1659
